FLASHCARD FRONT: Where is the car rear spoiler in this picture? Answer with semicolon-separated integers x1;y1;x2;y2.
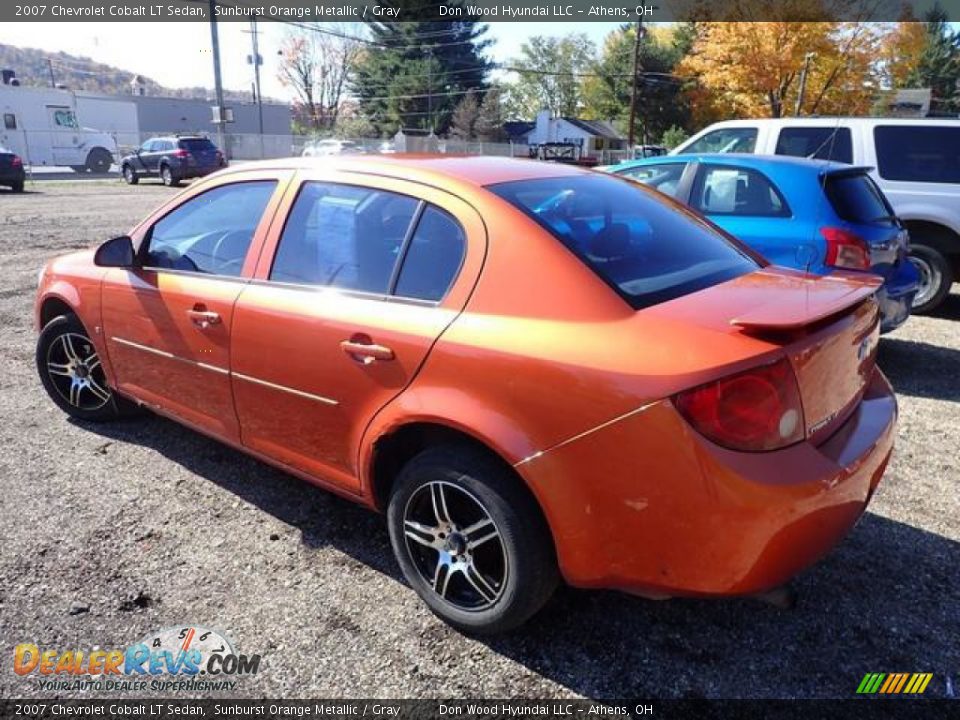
731;275;882;331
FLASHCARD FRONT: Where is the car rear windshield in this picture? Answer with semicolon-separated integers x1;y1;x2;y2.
178;138;217;152
824;172;895;225
874;125;960;183
489;174;759;310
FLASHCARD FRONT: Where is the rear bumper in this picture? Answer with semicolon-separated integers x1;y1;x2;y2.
0;168;25;185
520;368;896;597
878;260;919;333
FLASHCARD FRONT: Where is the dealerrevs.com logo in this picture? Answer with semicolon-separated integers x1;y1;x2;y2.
13;625;261;692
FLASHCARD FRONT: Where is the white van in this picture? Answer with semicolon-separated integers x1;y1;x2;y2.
0;84;118;174
674;118;960;313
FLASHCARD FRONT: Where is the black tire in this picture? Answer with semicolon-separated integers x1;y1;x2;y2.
387;444;558;634
36;314;125;422
160;164;180;187
11;180;24;193
122;164;139;185
85;148;113;174
909;244;953;314
69;165;87;174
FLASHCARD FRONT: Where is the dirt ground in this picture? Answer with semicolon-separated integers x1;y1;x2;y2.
1;181;958;699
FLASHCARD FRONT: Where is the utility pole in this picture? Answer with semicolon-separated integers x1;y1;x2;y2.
46;59;56;88
627;19;644;151
244;16;265;158
208;0;227;156
795;52;815;116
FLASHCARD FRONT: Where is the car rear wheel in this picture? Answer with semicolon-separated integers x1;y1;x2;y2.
909;244;952;314
11;180;24;193
387;444;558;634
122;164;139;185
160;164;179;187
36;314;124;422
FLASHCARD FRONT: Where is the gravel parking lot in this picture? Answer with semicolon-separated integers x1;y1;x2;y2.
1;182;958;700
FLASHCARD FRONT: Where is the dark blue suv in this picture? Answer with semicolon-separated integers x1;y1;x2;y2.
120;135;226;187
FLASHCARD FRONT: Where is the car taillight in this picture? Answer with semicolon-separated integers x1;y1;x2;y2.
673;357;805;452
11;155;22;167
173;149;189;158
821;227;870;270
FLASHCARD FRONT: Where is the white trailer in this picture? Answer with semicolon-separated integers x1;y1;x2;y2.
0;84;118;172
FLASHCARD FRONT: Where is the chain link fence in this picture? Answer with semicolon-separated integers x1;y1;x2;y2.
1;129;633;174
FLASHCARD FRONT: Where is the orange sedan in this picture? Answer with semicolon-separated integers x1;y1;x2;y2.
34;156;896;633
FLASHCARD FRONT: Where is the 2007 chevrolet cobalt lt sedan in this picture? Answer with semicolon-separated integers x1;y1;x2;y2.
35;156;896;633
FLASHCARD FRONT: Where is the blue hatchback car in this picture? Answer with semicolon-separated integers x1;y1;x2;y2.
602;154;919;332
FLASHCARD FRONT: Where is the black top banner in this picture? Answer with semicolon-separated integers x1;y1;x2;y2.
4;0;960;23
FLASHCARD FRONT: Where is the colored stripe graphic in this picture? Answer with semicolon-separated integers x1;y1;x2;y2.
858;673;932;694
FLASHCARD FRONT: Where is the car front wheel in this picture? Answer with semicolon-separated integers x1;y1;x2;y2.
36;314;122;422
387;445;558;634
122;165;139;185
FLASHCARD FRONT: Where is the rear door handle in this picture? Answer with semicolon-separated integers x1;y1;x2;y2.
186;308;221;328
340;336;395;363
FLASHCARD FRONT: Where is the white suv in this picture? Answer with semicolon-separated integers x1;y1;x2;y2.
674;118;960;313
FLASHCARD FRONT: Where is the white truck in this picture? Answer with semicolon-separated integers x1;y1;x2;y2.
673;117;960;313
0;83;118;173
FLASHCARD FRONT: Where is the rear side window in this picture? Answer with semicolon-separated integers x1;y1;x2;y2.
490;174;758;310
776;127;853;163
145;181;277;276
394;207;465;301
683;127;758;154
270;182;418;294
615;162;687;197
824;172;894;224
874;126;960;183
691;166;789;217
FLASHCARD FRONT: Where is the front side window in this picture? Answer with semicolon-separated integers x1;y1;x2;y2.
683;127;758;154
691;166;789;217
144;181;277;276
874;125;960;184
775;127;853;163
615;162;687;197
490;174;758;310
270;182;419;294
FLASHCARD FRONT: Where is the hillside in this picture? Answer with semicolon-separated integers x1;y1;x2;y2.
0;43;255;102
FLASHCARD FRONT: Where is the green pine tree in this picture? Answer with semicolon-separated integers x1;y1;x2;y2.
907;5;960;115
352;11;493;136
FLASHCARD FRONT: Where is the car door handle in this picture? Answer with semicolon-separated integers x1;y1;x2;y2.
340;337;394;363
186;308;221;328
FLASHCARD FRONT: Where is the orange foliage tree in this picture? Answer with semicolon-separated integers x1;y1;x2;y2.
678;22;886;123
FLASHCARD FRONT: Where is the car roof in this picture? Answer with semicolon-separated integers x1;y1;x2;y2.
688;117;960;127
219;154;590;188
613;153;868;175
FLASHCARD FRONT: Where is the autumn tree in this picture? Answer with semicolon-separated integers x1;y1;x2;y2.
277;23;364;132
450;89;480;139
504;34;595;119
678;22;883;121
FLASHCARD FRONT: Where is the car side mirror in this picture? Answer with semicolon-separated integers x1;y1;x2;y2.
94;235;135;268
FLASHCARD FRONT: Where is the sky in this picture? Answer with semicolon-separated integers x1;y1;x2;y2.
0;22;625;101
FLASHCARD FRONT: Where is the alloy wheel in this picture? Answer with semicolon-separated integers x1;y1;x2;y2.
402;481;508;611
909;255;939;309
45;332;111;411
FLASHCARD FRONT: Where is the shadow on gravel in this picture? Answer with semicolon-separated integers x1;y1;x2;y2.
878;337;960;402
926;291;960;322
72;413;960;698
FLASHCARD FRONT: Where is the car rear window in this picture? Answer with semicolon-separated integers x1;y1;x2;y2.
178;138;217;152
824;172;894;225
489;174;759;310
874;125;960;183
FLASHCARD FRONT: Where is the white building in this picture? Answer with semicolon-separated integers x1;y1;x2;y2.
525;109;626;157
